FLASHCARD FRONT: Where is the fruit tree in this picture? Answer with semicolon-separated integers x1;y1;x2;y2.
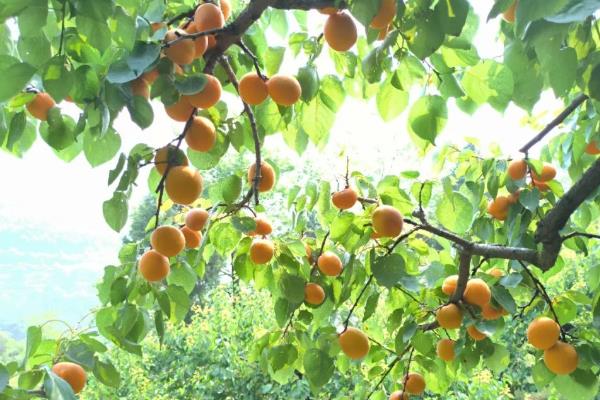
1;0;600;399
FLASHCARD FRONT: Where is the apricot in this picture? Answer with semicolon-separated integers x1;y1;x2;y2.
252;217;272;236
481;302;505;320
388;391;408;400
532;179;551;192
139;249;170;282
531;163;556;182
250;239;274;264
503;1;517;23
247;162;276;192
488;268;504;278
185;208;209;231
332;188;358;210
239;73;269;105
305;242;312;260
267;75;302;106
441;275;458;296
220;0;232;20
370;0;397;29
527;317;560;350
324;12;357;52
304;283;325;305
436;304;463;329
165;166;203;205
338;327;369;360
164;29;195;65
185;74;222;109
185;116;216;152
544;341;578;375
404;372;425;395
467;325;487;341
184;23;209;59
194;3;225;32
206;35;217;49
154;146;188;176
463;278;491;307
165;97;195;122
26;92;56;121
507;159;527;180
585;141;600;155
317;251;343;277
51;362;87;394
151;225;186;257
436;338;455;361
130;78;149;99
487;195;510;221
181;226;202;248
372;205;403;238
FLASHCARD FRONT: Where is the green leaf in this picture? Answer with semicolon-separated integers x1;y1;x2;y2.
83;130;121;167
372;254;406;288
484;344;510;374
64;342;94;370
279;274;306;304
554;371;599;400
23;326;41;366
376;80;409;121
174;75;208;95
435;192;473;234
516;0;571;26
349;0;382;27
43;369;77;400
462;60;514;111
491;286;517;314
166;285;191;322
435;0;470;36
221;175;242;203
0;61;36;102
303;349;334;388
265;47;286;76
107;42;161;83
109;277;128;305
167;262;197;294
407;95;448;144
518;188;540;212
93;358;121;388
127;96;154;129
102;192;128;232
504;42;543;111
407;15;445;59
532;360;555;389
42;56;73;102
546;0;600;23
0;364;8;392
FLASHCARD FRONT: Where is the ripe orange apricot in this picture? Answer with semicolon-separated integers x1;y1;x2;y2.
139;249;170;282
488;268;504;278
467;325;487;341
252;217;273;236
370;0;396;29
507;159;527;180
26;92;56;121
250;239;274;264
185;116;216;152
239;73;269;105
165;166;203;205
324;12;357;52
304;283;325;305
164;29;195;65
404;372;425;395
165;97;195;122
487;195;510;221
130;78;149;99
441;275;458;296
185;74;222;109
463;278;491;307
318;7;338;15
585;141;600;155
51;362;87;394
532;179;551;192
185;208;209;231
436;304;463;329
388;391;408;400
154;146;189;176
338;327;370;360
305;242;312;260
247;162;276;192
531;163;556;182
544;341;578;375
267;75;302;106
372;205;403;238
194;3;225;32
527;317;560;350
181;226;202;248
481;302;505;320
220;0;232;20
437;339;455;361
317;251;343;277
332;187;358;210
503;0;517;23
151;225;186;257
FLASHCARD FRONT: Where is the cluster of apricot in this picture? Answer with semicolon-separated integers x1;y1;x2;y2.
435;274;508;361
320;0;397;52
527;317;578;375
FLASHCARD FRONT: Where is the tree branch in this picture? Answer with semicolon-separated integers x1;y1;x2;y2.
449;251;472;303
519;94;588;154
236;40;267;80
342;275;373;330
562;231;600;242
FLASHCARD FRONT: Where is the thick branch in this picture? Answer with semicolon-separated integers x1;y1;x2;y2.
272;0;346;10
519;94;588;154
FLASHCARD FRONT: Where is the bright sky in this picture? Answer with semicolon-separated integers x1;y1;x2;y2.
0;3;564;327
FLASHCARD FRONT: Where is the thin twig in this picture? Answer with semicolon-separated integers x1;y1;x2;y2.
342;275;374;330
562;232;600;242
236;40;267;80
58;0;66;55
365;356;400;400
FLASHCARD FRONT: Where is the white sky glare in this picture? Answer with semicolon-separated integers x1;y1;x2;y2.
0;2;564;326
